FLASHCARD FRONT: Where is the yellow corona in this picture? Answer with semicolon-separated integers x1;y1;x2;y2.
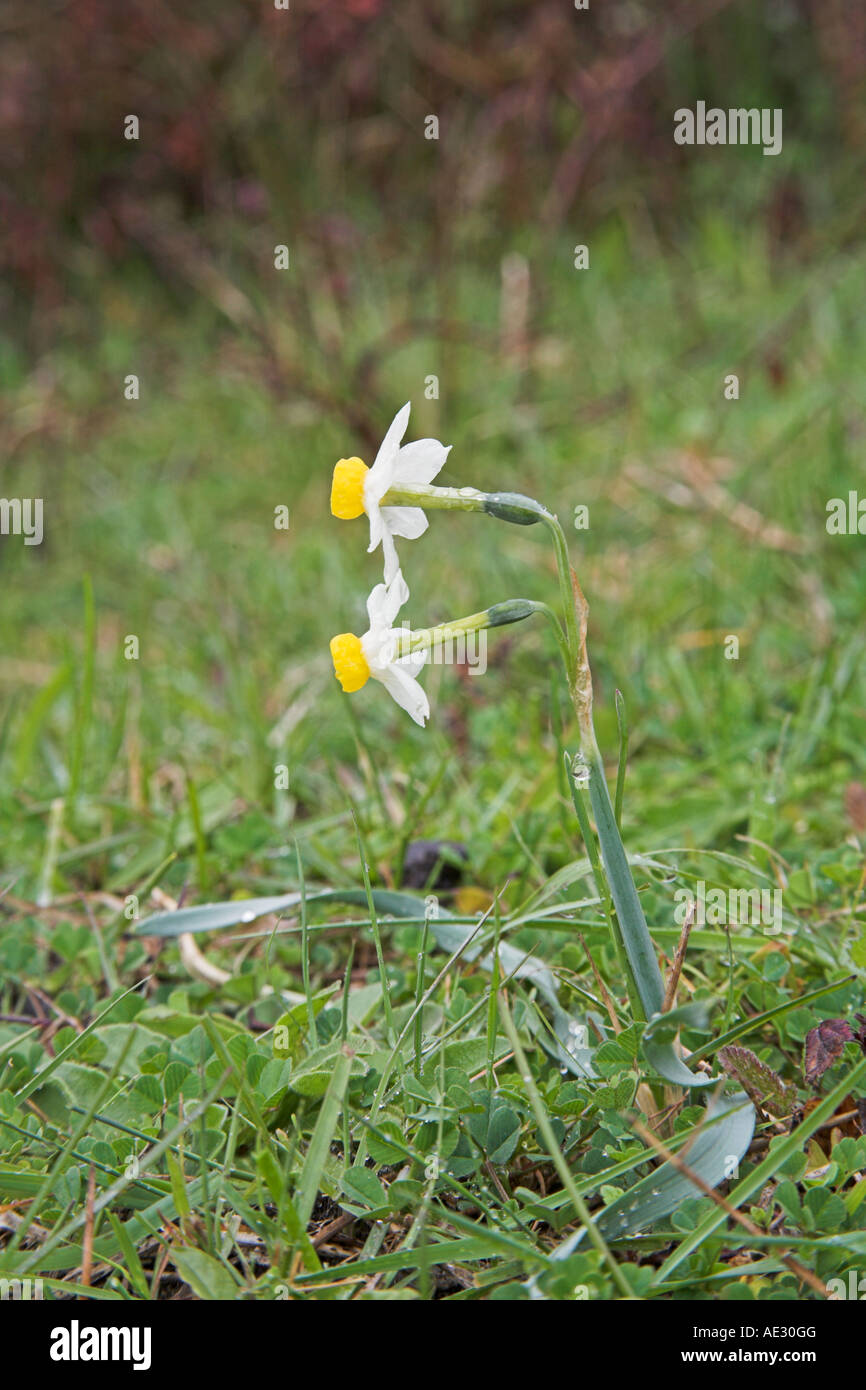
329;632;370;692
330;457;369;520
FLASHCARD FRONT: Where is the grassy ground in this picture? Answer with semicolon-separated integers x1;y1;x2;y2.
1;182;866;1300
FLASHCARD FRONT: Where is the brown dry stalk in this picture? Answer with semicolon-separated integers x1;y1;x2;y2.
151;887;231;988
662;900;695;1012
570;569;594;740
80;1165;97;1290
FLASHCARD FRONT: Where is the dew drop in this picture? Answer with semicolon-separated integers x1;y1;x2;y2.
570;752;590;787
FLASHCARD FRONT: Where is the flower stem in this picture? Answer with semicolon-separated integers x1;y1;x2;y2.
382;484;548;529
394;598;568;669
389;472;657;1021
533;504;660;1022
536;509;582;703
564;753;644;1020
382;483;487;512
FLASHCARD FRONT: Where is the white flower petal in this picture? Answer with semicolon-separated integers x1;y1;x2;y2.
365;402;411;504
365;499;403;582
376;663;430;727
355;569;430;727
362;630;397;672
361;410;449;581
373;402;411;465
394;439;451;487
365;569;408;632
380;529;401;585
365;470;392;510
366;499;384;552
364;580;390;633
380;505;429;541
383;569;410;626
401;648;428;677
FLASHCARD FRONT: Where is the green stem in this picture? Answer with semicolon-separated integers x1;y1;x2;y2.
387;473;661;1024
394;599;568;671
614;689;628;832
382;483;487;512
536;509;581;698
538;504;662;1021
565;754;644;1020
584;737;661;1019
382;484;550;530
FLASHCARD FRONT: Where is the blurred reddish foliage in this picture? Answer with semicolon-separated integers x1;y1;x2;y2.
1;0;863;328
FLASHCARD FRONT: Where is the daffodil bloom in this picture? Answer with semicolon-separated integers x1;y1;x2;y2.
330;569;430;726
331;408;553;584
330;403;451;584
327;413;677;1050
331;581;561;727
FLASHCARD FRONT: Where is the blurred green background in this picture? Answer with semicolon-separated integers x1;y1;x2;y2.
2;0;865;899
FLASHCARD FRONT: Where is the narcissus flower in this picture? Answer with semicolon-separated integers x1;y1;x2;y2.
330;402;450;584
331;581;553;728
329;569;430;727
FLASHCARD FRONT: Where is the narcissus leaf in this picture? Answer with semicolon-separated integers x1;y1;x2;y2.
642;1002;717;1088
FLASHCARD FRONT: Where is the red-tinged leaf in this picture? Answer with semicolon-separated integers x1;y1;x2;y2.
845;783;866;834
718;1044;795;1117
804;1018;855;1086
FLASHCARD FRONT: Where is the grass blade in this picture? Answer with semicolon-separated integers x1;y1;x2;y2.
294;1045;353;1228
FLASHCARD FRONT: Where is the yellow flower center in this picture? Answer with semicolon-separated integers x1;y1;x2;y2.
330;633;370;692
330;457;369;520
